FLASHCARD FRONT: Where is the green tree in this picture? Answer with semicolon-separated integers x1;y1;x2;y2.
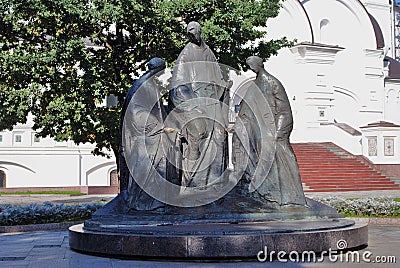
0;0;290;167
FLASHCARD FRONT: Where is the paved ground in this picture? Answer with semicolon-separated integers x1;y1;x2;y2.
1;191;400;267
0;225;398;267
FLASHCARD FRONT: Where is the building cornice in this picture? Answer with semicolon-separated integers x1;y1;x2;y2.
290;42;345;65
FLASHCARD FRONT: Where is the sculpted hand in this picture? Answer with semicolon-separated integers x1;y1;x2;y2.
164;127;177;133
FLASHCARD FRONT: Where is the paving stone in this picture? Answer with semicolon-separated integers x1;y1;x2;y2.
0;261;29;267
0;252;30;258
27;259;69;268
68;259;113;267
28;247;65;255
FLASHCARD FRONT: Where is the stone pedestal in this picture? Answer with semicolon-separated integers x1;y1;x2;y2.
69;198;368;259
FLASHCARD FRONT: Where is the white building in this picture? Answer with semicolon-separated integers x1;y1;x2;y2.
1;0;400;191
0;114;118;193
262;0;400;165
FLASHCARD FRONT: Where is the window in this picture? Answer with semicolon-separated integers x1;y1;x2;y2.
15;135;22;143
318;107;327;121
33;135;40;143
319;19;330;43
367;137;377;156
13;133;23;145
384;137;395;156
0;135;2;142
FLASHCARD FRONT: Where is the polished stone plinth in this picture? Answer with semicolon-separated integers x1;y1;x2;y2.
69;219;368;258
69;197;368;258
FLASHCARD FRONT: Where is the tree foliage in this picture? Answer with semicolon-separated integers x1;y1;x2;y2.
0;0;290;161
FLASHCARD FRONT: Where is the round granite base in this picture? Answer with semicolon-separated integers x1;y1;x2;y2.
69;219;368;259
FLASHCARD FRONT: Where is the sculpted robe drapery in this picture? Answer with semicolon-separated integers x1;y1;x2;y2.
171;42;226;100
257;70;306;206
122;67;174;211
119;64;164;192
168;86;207;186
234;70;306;206
170;41;228;187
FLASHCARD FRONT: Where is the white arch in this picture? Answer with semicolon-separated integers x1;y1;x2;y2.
386;88;397;98
85;161;116;186
86;161;116;176
300;0;377;49
0;161;36;174
107;167;118;186
334;86;360;103
107;166;117;175
385;88;400;104
266;0;314;43
0;161;37;188
333;86;363;126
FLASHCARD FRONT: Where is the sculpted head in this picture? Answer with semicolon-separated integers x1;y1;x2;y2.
246;56;264;73
187;21;202;46
147;57;166;76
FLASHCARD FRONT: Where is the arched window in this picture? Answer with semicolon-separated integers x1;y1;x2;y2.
0;170;5;188
319;19;330;43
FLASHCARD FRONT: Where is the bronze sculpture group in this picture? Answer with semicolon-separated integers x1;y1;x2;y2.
70;22;367;259
119;21;306;212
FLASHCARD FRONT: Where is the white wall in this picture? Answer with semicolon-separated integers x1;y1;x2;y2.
0;147;115;188
82;155;116;186
361;126;400;164
260;0;388;151
302;0;385;128
0;117;116;188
